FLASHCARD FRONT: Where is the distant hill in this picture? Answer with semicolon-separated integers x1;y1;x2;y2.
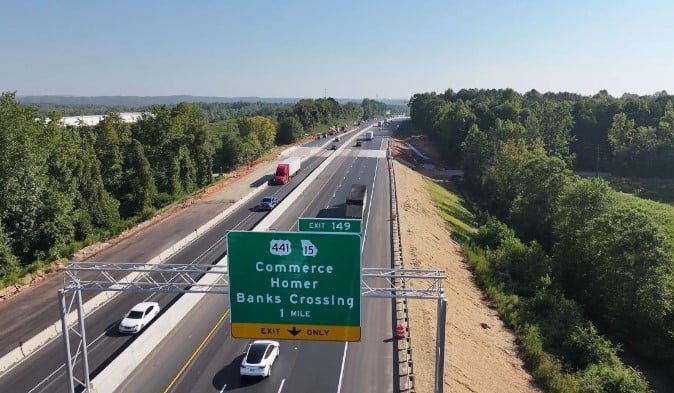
16;95;407;106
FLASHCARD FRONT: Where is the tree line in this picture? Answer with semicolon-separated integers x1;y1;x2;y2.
25;101;292;123
409;88;674;391
26;99;396;124
210;97;377;172
361;98;388;120
0;92;386;285
410;88;674;177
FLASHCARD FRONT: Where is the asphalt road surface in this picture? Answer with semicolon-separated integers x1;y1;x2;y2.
117;125;397;393
0;120;401;393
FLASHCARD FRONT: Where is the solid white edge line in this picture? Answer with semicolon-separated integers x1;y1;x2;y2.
90;125;375;393
335;136;380;393
277;378;285;393
336;342;349;393
362;147;379;244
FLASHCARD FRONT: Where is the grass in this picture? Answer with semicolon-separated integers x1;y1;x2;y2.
424;179;476;243
608;177;674;206
616;191;674;246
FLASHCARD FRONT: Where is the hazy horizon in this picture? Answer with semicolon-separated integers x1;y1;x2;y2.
2;0;673;97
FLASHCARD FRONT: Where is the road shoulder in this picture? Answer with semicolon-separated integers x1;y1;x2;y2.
393;160;540;393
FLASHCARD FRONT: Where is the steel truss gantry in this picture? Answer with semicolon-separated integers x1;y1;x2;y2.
60;262;446;393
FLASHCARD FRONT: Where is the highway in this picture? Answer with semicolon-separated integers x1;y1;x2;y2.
0;120;399;393
0;124;370;393
116;123;397;392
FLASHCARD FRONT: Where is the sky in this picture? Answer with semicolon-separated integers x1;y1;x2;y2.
1;0;673;99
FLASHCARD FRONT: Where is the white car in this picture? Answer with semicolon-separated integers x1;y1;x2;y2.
118;302;160;334
240;340;280;378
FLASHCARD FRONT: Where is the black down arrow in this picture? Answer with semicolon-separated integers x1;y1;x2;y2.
288;327;302;336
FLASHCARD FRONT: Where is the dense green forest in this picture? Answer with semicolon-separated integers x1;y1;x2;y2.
410;89;674;176
408;88;674;391
0;93;387;286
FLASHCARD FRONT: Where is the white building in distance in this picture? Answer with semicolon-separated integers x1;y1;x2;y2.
59;112;145;126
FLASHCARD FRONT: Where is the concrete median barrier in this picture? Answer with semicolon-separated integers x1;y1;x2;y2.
0;128;363;376
89;125;373;392
0;160;269;374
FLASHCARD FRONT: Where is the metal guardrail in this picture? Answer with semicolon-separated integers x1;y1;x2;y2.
388;141;416;393
57;136;446;393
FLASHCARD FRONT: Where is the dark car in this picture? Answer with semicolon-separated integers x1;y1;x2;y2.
258;196;278;211
330;144;338;150
355;141;362;147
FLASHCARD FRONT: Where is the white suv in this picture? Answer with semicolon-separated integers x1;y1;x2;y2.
240;340;280;378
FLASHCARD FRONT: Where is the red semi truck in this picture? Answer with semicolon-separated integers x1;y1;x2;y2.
272;157;301;185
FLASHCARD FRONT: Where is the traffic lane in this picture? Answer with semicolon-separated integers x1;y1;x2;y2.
273;156;373;231
269;154;359;231
273;341;345;393
341;156;394;393
92;151;322;264
114;294;234;393
0;152;329;392
0;150;326;356
264;157;379;393
0;221;231;393
278;157;381;393
112;151;365;393
0;190;250;393
167;154;375;392
358;130;388;152
340;298;394;393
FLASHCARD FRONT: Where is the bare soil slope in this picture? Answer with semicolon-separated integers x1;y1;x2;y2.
393;160;540;393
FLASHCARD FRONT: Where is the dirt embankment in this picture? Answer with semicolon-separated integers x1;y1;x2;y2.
393;140;540;393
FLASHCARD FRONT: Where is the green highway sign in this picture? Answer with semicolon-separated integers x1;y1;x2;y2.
227;230;362;341
298;218;362;234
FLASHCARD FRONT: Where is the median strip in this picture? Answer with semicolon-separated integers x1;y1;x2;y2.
0;128;351;376
89;124;373;392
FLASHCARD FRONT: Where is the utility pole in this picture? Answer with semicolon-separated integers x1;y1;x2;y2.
324;88;327;99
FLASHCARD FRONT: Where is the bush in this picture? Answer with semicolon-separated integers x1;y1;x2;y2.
488;237;552;296
474;216;515;250
153;192;174;208
579;363;651;393
139;206;157;221
276;115;304;144
519;325;577;392
562;325;619;370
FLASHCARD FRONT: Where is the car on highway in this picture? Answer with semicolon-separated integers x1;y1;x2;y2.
355;141;362;147
258;196;278;211
330;144;338;150
334;136;340;142
118;302;160;334
240;340;280;378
